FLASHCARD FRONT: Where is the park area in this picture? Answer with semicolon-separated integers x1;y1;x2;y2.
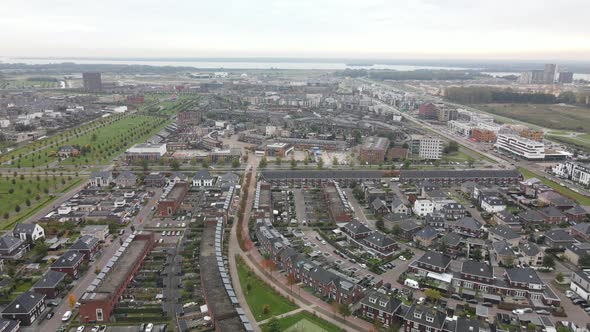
0;173;81;230
261;311;343;332
235;256;298;321
2;114;167;168
474;103;590;133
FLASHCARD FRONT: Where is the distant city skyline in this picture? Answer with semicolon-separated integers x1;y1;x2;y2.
2;0;590;60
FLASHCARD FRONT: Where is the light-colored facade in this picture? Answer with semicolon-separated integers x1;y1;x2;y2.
496;134;545;160
409;135;443;160
553;162;590;186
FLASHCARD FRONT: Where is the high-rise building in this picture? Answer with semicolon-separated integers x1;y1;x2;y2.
543;64;557;84
409;135;443;160
518;70;544;84
82;72;102;92
558;72;574;84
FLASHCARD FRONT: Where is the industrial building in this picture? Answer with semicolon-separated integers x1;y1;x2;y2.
125;143;167;161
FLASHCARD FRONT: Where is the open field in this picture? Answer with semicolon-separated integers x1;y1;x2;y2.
546;135;590;151
474;104;590;132
0;174;81;230
236;256;298;321
518;167;590;205
261;311;344;332
4;114;167;168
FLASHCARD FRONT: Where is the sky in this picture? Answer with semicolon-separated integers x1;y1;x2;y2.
1;0;590;60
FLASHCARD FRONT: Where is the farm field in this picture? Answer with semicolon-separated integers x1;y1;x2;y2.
0;174;81;230
236;256;298;321
4;114;167;168
474;104;590;132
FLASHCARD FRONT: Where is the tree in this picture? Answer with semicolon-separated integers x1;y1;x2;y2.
68;293;76;308
472;249;483;262
202;159;210;168
141;159;149;171
290;157;297;169
331;301;339;318
542;255;555;269
287;274;297;293
443;141;459;154
332;156;339;166
246;283;252;294
317;157;324;169
259;157;268;169
424;289;441;302
91;133;98;142
170;159;180;171
267;317;281;332
353;130;362;144
262;304;270;315
338;304;351;320
391;224;401;236
555;272;564;283
232;159;240;168
402;160;411;169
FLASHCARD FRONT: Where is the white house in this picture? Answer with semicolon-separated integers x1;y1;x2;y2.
192;170;214;187
13;223;45;242
481;196;506;214
413;199;434;217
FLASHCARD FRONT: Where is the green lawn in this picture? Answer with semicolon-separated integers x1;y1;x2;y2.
547;135;590;152
442;150;473;163
0;175;81;229
518;167;590;205
5;114;167;168
260;311;344;332
236;256;298;321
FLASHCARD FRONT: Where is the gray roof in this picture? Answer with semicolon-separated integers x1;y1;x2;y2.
13;223;39;235
401;169;521;180
540;206;565;218
371;198;388;211
398;218;421;232
2;291;45;314
342;220;371;235
0;318;20;332
566;205;588;216
193;170;213;180
116;171;137;180
360;290;402;314
544;229;575;242
261;170;383;180
496;210;520;223
519;209;545;222
571;223;590;236
461;261;493;279
489;225;520;240
415;226;438;240
454;217;482;231
90;171;111;179
505;267;543;284
51;250;83;268
404;304;446;329
70;235;99;250
364;232;395;248
441;232;462;247
492;240;514;256
519;242;541;257
416;251;451;269
33;270;66;289
0;236;23;250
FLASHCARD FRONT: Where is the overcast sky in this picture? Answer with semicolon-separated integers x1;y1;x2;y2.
1;0;589;60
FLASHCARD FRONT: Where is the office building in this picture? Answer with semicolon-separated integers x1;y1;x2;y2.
544;64;557;84
125;143;167;161
559;72;574;84
518;70;544;84
82;72;102;92
496;134;545;160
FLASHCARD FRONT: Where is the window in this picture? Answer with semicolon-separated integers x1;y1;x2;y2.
414;312;422;319
369;296;377;304
96;309;103;322
379;300;387;307
464;282;473;289
425;314;434;323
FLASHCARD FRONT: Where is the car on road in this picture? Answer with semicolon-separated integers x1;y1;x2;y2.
145;323;154;332
90;327;99;332
580;303;590;309
46;312;54;320
482;302;493;307
399;256;407;261
512;308;533;315
467;299;478;304
77;326;85;332
536;310;550;315
417;297;426;304
62;311;72;322
450;294;462;301
359;263;367;269
98;326;107;332
321;240;326;245
572;298;585;305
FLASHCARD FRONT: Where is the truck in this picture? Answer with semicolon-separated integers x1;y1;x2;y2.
404;279;420;289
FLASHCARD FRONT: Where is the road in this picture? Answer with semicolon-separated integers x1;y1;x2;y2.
39;189;163;331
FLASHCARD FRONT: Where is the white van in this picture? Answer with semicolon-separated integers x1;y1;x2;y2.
62;310;72;322
404;279;420;289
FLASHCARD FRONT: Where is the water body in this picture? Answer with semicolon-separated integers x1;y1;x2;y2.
2;57;471;71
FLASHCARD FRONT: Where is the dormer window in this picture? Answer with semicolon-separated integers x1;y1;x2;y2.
379;300;387;307
426;314;434;323
369;296;377;304
414;311;422;319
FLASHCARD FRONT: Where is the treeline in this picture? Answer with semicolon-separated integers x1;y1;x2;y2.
334;69;481;80
27;77;59;82
445;87;557;104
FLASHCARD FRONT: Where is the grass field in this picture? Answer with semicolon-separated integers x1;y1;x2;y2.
260;311;343;332
236;256;298;321
4;114;167;168
0;175;81;229
474;104;590;133
442;150;473;163
546;135;590;151
518;167;590;205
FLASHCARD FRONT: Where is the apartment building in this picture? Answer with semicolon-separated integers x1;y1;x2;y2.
409;135;443;160
553;161;590;186
360;137;390;164
496;134;545;160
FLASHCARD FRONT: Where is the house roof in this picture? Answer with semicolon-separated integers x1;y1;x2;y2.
90;171;111;179
391;198;406;209
383;213;412;223
482;195;504;206
454;217;482;231
566;205;588;216
415;226;438;240
462;261;493;279
416;251;451;269
2;291;45;314
193;170;213;180
70;235;99;251
571;223;590;236
401;169;521;180
440;232;462;247
443;202;464;210
0;236;23;250
496;210;520;224
33;270;66;289
0;318;20;332
364;232;395;248
51;250;83;268
13;223;40;235
116;171;137;180
505;267;543;284
519;209;545;222
544;229;575;243
540;206;565;218
371;198;388;211
342;220;371;235
538;191;575;207
398;219;421;232
404;304;447;329
492;240;514;256
171;172;188;180
489;225;520;241
519;242;541;257
360;289;402;314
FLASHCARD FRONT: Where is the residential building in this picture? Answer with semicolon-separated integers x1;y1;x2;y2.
570;222;590;241
409;251;451;274
566;206;588;223
82;72;102;92
544;229;576;249
488;225;521;246
113;171;137;188
50;250;84;277
0;237;29;260
543;63;557;84
157;182;189;216
371;198;389;216
192;170;215;187
265;143;294;158
538;191;575;209
450;217;482;238
0;318;19;332
177;110;201;127
12;223;45;243
403;304;446;332
495;134;545;160
341;220;372;240
442;203;465;220
391;198;410;215
414;226;438;247
539;206;567;224
80;225;109;242
564;242;590;266
413;200;434;217
470;128;496;143
517;242;544;267
144;172;167;187
492;240;516;266
363;232;397;257
69;235;100;261
57;145;79;158
558;71;574;84
553;162;590;186
1;291;46;326
418;103;439;120
360;290;402;327
494;210;522;232
89;171;112;187
399;169;521;185
32;270;66;299
360;137;389;164
480;195;506;213
571;270;590;301
409;135;443;160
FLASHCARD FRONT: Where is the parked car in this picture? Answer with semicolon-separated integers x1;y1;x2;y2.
417;297;426;304
467;299;478;304
98;326;107;332
145;323;154;332
450;294;463;301
536;310;550;315
399;256;407;261
77;326;86;332
62;311;72;322
46;312;54;320
573;298;585;305
566;290;575;298
482;302;493;307
512;308;533;315
580;303;590;309
90;326;99;332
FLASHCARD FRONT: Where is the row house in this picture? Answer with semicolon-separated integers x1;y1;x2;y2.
480;195;506;214
425;213;446;229
440;233;463;258
442;203;465;220
69;235;101;261
363;232;397;258
517;242;544;267
360;290;402;327
341;220;372;240
488;225;521;247
449;217;483;238
566;206;588;223
570;222;590;242
494;210;522;232
539;206;568;224
50;250;84;278
391;198;410;215
409;251;452;275
544;229;576;249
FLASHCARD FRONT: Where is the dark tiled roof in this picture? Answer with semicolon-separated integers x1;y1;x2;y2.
519;209;545;222
454;217;482;231
261;170;384;180
571;223;590;236
364;232;395;248
193;170;213;180
342;220;371;235
440;233;462;247
415;227;438;240
2;291;45;314
360;289;402;314
404;304;447;329
70;235;99;250
566;205;588;216
0;236;23;250
505;267;543;284
489;225;520;240
519;242;541;256
416;251;451;269
13;223;39;235
461;261;493;279
33;270;66;289
492;240;514;256
540;206;565;218
544;229;575;242
51;250;83;268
